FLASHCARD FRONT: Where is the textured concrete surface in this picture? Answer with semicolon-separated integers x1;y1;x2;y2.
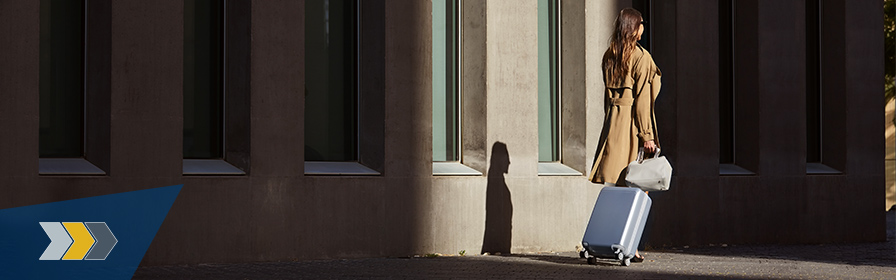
133;211;896;279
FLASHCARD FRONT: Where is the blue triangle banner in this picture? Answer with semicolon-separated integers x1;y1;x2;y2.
0;185;182;279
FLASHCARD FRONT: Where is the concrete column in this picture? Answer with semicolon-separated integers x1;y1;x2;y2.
482;0;538;254
250;0;304;177
842;0;886;241
486;0;538;177
110;0;183;177
0;1;39;177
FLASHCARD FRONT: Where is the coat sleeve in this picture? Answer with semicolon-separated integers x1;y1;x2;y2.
632;54;656;142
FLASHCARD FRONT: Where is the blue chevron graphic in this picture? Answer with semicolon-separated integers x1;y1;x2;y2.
0;185;181;279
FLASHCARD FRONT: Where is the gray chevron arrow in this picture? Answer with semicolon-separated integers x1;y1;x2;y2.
39;222;73;260
84;222;117;260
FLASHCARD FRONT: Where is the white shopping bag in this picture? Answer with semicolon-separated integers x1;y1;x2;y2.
625;148;672;192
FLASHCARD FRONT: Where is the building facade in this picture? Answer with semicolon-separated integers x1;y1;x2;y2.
0;0;885;265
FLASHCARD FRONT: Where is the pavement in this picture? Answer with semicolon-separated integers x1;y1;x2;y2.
133;210;896;280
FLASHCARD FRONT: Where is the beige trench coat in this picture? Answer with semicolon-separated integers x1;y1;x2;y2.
588;45;662;185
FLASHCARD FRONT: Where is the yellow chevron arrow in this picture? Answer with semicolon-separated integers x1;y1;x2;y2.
62;222;95;260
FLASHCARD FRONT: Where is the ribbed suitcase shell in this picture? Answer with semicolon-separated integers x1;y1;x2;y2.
581;187;651;265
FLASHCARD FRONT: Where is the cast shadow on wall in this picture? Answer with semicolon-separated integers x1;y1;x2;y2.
481;142;513;255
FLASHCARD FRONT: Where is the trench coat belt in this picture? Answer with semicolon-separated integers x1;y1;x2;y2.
610;97;634;106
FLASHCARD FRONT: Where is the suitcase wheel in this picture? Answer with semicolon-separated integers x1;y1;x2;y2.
587;257;597;265
621;257;631;266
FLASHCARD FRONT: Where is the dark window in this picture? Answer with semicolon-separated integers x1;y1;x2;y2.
720;0;759;175
804;0;841;174
806;0;822;163
719;0;735;164
39;0;86;158
184;0;225;159
632;0;652;52
433;0;460;162
305;0;358;161
538;0;560;162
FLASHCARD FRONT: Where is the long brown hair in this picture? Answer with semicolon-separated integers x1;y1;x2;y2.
604;8;642;86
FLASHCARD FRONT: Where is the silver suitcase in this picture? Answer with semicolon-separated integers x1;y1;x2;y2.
580;187;651;266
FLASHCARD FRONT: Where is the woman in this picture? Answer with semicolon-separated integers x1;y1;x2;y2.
587;8;662;262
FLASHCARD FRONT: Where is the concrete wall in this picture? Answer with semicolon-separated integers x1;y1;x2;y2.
0;0;886;266
645;0;885;246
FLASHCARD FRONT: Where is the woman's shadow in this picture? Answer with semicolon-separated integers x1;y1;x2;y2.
481;142;513;255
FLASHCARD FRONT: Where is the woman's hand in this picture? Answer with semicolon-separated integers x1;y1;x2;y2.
643;140;657;154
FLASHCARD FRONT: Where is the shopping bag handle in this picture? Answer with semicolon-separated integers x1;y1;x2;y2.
636;147;661;164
